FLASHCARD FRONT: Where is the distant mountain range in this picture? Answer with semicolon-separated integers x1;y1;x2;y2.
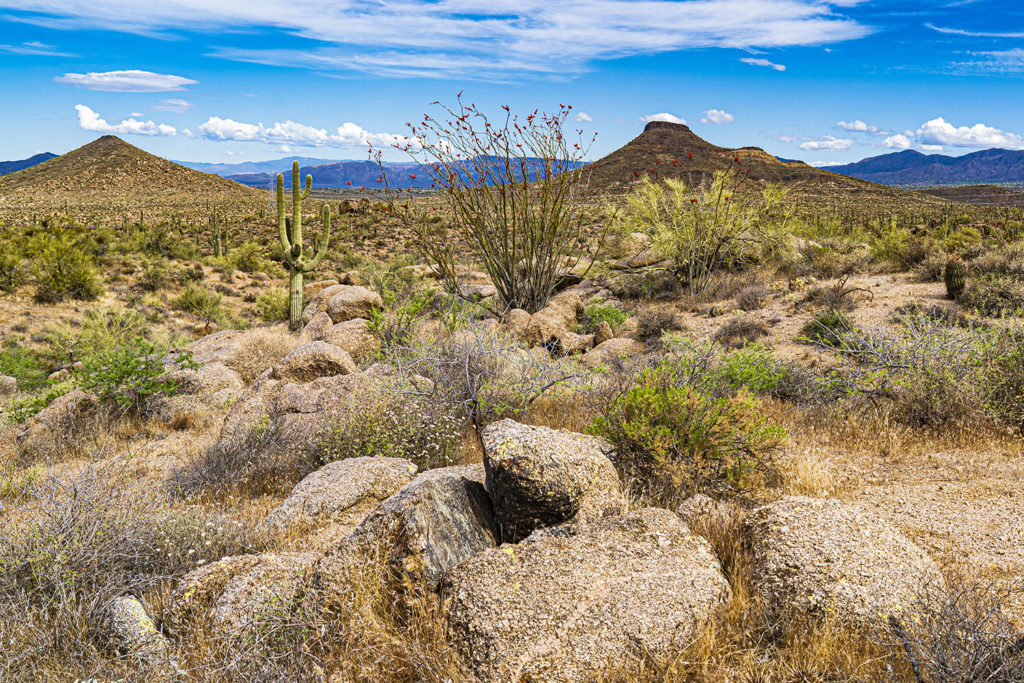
177;156;344;176
0;152;57;176
830;148;1024;186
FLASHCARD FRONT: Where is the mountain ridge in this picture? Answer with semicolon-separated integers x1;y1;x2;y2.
831;148;1024;186
0;152;57;176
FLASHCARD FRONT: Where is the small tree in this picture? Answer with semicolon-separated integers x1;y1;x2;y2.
622;166;789;295
376;97;599;313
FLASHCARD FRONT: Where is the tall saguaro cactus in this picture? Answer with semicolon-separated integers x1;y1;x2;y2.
278;161;330;330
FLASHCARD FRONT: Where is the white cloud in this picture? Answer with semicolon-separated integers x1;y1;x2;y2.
798;135;853;151
74;104;177;136
834;119;889;135
574;112;594;123
919;144;944;152
808;160;842;167
55;69;197;92
883;134;912;149
926;24;1024;39
916;117;1024;150
640;112;687;125
5;1;868;79
0;40;74;56
191;115;409;149
700;109;734;125
740;57;786;71
152;98;192;113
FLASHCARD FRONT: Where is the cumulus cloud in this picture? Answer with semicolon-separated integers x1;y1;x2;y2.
3;1;868;79
75;104;177;136
808;160;842;167
916;117;1024;150
700;109;734;125
152;98;192;113
798;135;853;151
56;69;197;92
883;133;912;149
740;57;786;71
191;116;408;148
574;112;594;123
834;119;890;135
640;112;687;125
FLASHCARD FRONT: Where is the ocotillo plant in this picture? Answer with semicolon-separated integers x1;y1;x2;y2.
278;161;330;330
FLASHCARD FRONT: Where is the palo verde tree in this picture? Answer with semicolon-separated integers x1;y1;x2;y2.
277;161;330;330
376;96;599;314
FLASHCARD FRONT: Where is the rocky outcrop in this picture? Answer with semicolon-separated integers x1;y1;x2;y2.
443;508;731;682
482;419;626;542
301;285;382;326
270;341;357;383
264;457;417;539
743;496;944;627
16;389;103;460
522;291;584;349
310;318;380;361
303;279;339;301
315;464;497;598
580;338;644;369
100;596;169;662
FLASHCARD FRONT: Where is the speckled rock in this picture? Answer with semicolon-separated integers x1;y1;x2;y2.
211;552;316;639
743;496;944;627
523;291;583;348
101;596;169;661
264;456;418;537
501;308;532;341
303;279;339;301
300;284;346;326
325;285;383;324
270;341;357;382
162;555;263;635
592;321;614;346
316;318;379;361
482;419;626;542
0;375;16;396
580;338;644;369
443;508;731;682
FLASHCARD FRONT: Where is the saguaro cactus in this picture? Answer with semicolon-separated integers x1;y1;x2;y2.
945;255;967;300
209;212;231;258
278;161;330;330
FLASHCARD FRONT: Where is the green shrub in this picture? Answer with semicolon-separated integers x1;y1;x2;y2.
588;361;784;504
139;257;171;291
958;275;1024;317
3;385;70;425
801;308;857;346
174;283;225;324
576;302;629;334
0;343;48;391
367;287;433;356
720;342;785;394
253;287;289;322
42;308;148;369
0;250;28;293
75;337;195;415
32;233;103;303
229;239;267;274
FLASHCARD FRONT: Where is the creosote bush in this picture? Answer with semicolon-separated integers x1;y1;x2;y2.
75;337;195;416
32;232;103;303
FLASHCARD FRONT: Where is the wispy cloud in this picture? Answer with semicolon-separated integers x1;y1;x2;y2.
75;104;177;136
0;40;75;56
926;23;1024;39
835;119;890;135
740;57;786;71
798;135;853;151
191;115;409;149
56;69;197;92
152;97;192;113
808;160;842;167
1;1;869;78
640;112;687;125
701;109;734;125
574;111;594;123
953;48;1024;74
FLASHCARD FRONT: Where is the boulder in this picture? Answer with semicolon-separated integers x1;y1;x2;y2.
270;341;357;383
459;283;498;300
0;374;16;396
501;308;532;341
264;456;418;538
743;496;944;627
317;318;379;361
16;389;102;460
482;419;626;542
302;311;333;343
592;321;614;346
211;552;316;639
580;338;644;369
443;508;731;682
162;555;262;635
303;279;339;301
301;284;346;326
558;330;594;354
325;286;383;324
167;362;243;397
187;329;248;366
523;291;583;348
100;596;169;662
317;464;497;594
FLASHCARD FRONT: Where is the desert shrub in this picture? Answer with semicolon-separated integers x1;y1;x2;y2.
75;337;195;415
576;301;629;334
0;343;48;391
0;250;28;293
801;308;857;346
719;342;785;395
314;390;463;471
914;250;950;282
588;359;784;505
959;275;1024;317
609;269;681;301
736;283;768;311
367;286;433;357
884;576;1024;683
894;301;980;329
968;242;1024;279
714;316;768;348
178;263;205;283
634;309;683;346
982;332;1024;431
42;307;149;370
139;257;171;291
383;99;596;313
225;328;298;384
801;274;872;312
174;283;225;324
621;171;789;295
229;239;266;273
253;287;289;323
32;233;103;303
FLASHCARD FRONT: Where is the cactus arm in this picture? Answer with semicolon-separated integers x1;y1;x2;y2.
302;204;331;272
301;174;312;200
277;172;291;253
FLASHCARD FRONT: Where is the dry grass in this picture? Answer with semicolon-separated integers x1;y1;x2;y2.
224;326;300;384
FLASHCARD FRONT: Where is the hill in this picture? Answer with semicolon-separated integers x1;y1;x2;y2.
915;184;1024;206
831;148;1024;186
225;159;425;189
585;121;941;211
0;136;263;207
0;152;57;176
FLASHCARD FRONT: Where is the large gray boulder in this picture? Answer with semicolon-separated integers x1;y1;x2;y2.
523;291;584;349
443;508;731;682
743;496;944;627
100;596;169;662
482;419;626;542
314;464;497;599
315;318;380;361
270;341;357;383
16;389;103;460
263;456;417;539
325;286;383;324
300;284;346;326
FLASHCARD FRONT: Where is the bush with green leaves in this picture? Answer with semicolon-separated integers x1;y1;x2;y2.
174;283;225;324
74;337;195;415
253;287;289;322
32;232;103;303
958;275;1024;317
801;308;858;346
367;286;434;357
0;249;28;293
719;342;785;394
0;343;49;391
588;357;784;505
575;301;629;334
229;239;268;274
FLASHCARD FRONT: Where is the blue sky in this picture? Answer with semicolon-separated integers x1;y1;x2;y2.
1;0;1023;166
